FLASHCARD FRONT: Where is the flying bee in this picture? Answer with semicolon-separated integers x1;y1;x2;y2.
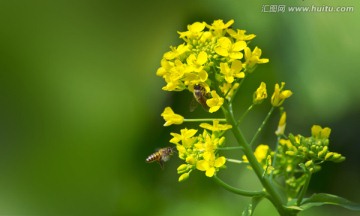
146;147;175;169
190;84;211;112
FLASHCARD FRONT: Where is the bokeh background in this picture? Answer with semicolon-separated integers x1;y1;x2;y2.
0;0;359;215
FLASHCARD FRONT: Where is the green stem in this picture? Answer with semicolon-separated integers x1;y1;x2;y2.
230;78;245;103
270;136;281;180
249;106;275;146
218;146;244;151
183;118;226;122
222;102;290;216
237;104;254;125
226;158;245;164
297;173;312;206
213;176;264;197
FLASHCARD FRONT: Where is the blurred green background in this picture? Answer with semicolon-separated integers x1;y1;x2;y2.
0;0;359;215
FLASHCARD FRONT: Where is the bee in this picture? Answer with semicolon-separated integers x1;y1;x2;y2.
146;147;174;169
190;84;210;112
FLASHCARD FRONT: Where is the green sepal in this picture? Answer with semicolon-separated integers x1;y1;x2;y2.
300;193;360;211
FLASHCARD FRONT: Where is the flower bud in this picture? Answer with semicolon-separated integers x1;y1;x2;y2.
178;172;190;182
253;82;267;104
177;164;189;173
325;152;334;160
318;146;328;158
308;151;315;157
334;156;346;163
275;112;286;136
305;160;313;168
286;151;295;156
186;155;196;165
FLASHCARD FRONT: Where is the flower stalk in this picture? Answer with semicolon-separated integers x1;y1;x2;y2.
249;106;275;146
223;101;290;215
213;175;265;197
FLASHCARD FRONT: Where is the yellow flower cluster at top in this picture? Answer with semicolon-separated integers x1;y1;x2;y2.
156;19;269;113
169;120;232;181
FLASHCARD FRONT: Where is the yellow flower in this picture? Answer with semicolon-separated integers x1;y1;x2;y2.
219;60;245;83
206;91;224;113
279;138;294;149
156;58;173;77
215;37;247;59
170;128;198;148
244;46;269;71
253;82;267;104
199;120;232;132
178;21;206;40
183;70;208;87
311;125;331;139
207;19;234;35
271;82;293;107
275;112;287;136
163;44;189;60
220;82;239;100
161;107;184;126
196;151;226;177
227;29;256;41
254;144;270;163
186;51;208;72
161;59;189;91
242;144;270;164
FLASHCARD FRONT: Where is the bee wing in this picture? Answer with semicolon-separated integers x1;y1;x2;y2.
161;154;172;162
158;160;165;169
189;98;199;112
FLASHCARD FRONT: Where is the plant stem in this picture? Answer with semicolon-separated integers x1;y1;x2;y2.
297;173;312;206
218;146;244;151
213;176;264;197
226;158;245;164
222;102;291;216
238;104;254;125
183;118;227;122
249;106;275;146
230;78;245;103
271;136;281;180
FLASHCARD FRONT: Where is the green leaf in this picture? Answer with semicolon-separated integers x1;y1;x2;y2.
300;193;360;211
242;196;264;216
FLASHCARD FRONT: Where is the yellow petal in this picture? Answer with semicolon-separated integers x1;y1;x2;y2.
215;47;228;57
197;51;208;65
321;127;331;138
215;156;226;167
311;125;322;137
232;41;247;51
196;160;209;171
189;22;205;32
205;167;215;177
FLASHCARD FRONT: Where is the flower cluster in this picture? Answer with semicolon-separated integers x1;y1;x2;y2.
152;19;352;215
248;125;345;199
156;19;269;113
169;120;232;181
